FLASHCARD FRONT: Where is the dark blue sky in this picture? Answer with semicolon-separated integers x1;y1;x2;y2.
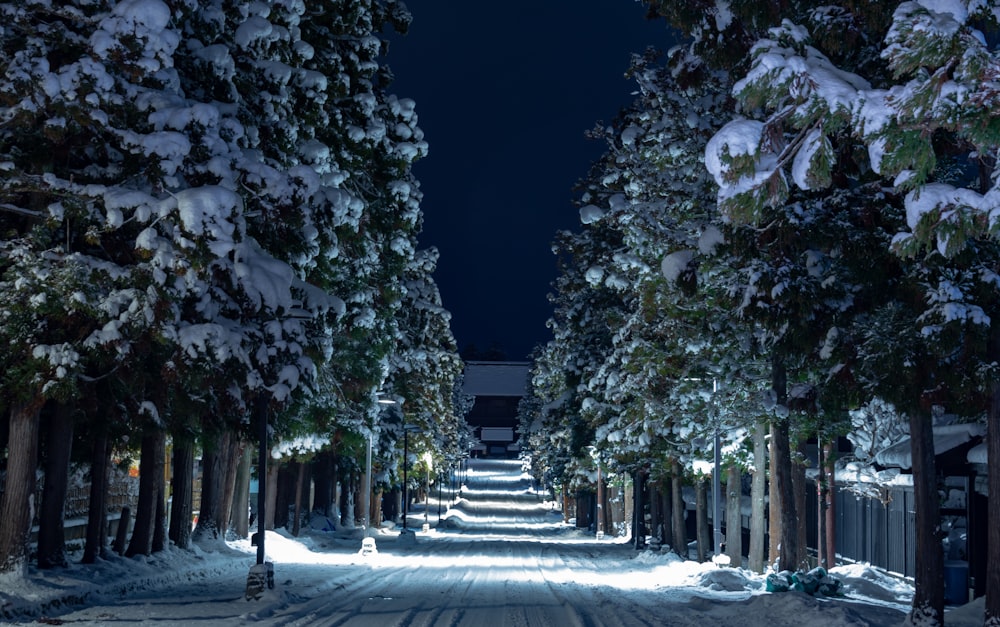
386;2;673;361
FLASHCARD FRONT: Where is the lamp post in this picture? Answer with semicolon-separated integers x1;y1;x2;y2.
403;427;410;531
587;445;604;540
711;378;722;557
364;431;372;533
596;455;604;540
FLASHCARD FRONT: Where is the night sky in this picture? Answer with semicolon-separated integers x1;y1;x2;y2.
385;2;673;361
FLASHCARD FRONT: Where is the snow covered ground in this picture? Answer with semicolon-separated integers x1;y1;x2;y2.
0;459;987;626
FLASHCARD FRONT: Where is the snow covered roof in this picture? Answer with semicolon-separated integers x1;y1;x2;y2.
462;361;530;397
874;423;986;470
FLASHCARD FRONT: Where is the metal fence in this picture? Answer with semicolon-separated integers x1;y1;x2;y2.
805;484;915;578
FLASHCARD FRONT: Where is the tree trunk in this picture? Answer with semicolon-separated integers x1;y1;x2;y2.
726;463;742;566
113;506;130;555
575;491;591;528
193;430;233;540
0;405;8;458
986;323;1000;627
792;440;809;570
648;481;662;550
126;429;165;557
312;451;334;517
292;460;305;536
300;462;313;518
632;469;646;550
371;488;382;529
824;440;836;568
907;410;944;626
219;435;242;539
230;445;251;538
768;421;781;569
383;487;400;524
82;432;111;564
152;473;166;553
671;468;686;559
0;398;42;574
660;479;673;553
277;463;294;529
337;471;352;529
696;478;709;562
265;459;279;529
37;401;75;569
168;438;194;549
771;354;798;572
749;422;768;573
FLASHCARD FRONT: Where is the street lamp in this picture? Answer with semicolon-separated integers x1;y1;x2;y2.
710;378;722;558
587;446;604;540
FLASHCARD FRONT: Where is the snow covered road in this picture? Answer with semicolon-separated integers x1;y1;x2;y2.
7;458;985;626
41;529;911;627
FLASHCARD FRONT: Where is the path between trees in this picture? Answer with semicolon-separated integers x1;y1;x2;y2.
6;459;924;626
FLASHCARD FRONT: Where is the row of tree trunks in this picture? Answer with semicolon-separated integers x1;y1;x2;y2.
2;402;346;573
